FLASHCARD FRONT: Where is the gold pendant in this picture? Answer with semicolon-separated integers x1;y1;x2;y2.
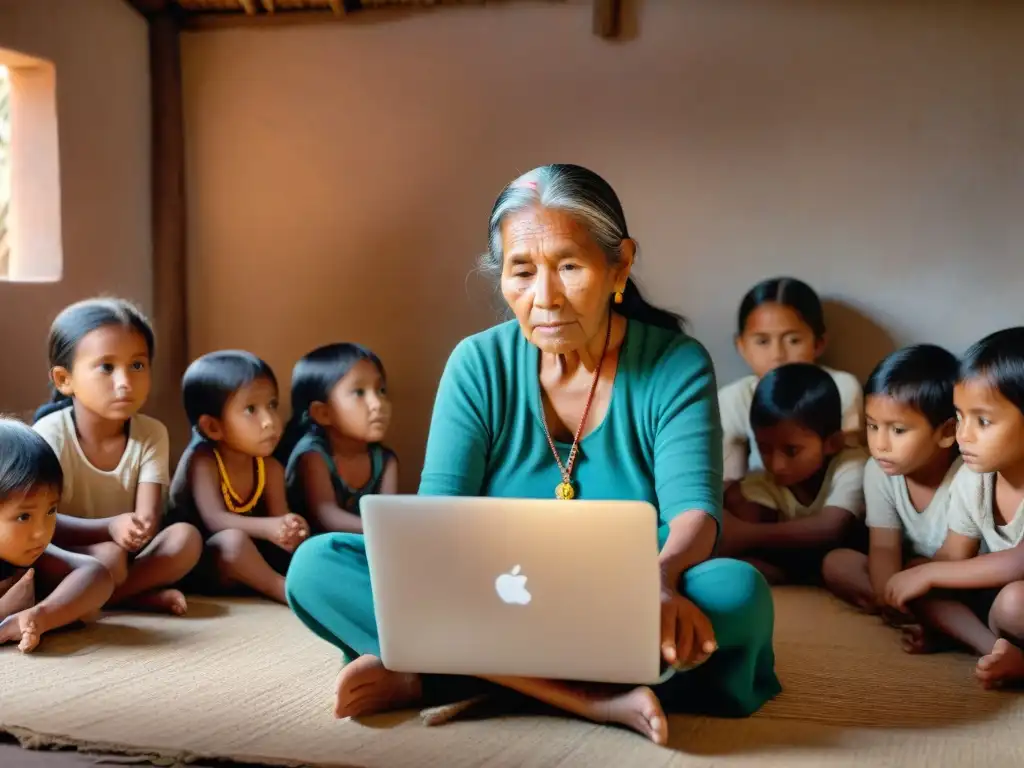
555;481;575;500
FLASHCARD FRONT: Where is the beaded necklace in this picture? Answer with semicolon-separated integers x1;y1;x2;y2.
539;315;612;500
212;449;265;514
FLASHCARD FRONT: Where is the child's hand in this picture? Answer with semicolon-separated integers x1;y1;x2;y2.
0;606;43;653
137;512;161;542
282;514;310;551
275;514;309;552
108;513;149;553
885;567;933;610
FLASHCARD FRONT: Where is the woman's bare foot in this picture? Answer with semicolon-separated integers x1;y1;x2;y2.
488;675;670;745
334;654;422;718
976;639;1024;689
0;569;36;618
123;588;188;616
598;686;668;745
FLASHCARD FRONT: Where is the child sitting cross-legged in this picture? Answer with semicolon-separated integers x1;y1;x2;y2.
884;328;1024;687
719;277;863;482
822;345;961;629
33;299;202;615
0;419;113;652
720;362;868;584
168;351;310;603
280;342;398;534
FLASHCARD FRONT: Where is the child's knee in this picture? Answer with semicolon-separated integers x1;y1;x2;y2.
207;528;253;563
821;548;865;587
990;581;1024;638
163;522;203;564
84;560;115;605
93;543;129;586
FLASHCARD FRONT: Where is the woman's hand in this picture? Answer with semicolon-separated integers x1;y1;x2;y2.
660;585;716;669
885;566;933;611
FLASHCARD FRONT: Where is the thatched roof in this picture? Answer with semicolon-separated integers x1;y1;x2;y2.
130;0;523;18
128;1;615;38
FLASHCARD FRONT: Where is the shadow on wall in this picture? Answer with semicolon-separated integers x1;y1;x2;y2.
820;299;897;383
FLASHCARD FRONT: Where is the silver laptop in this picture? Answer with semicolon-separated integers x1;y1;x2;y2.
361;495;662;685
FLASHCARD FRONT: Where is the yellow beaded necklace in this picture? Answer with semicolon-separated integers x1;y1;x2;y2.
212;449;265;515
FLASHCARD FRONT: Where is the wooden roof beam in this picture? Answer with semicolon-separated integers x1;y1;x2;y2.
125;0;169;15
593;0;622;38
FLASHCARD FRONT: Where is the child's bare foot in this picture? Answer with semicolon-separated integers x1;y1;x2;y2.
976;639;1024;689
0;569;36;617
335;654;422;718
124;589;188;616
0;608;42;653
881;607;916;628
853;596;879;614
900;624;945;654
597;686;668;745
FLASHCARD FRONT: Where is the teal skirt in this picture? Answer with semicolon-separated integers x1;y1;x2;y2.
285;533;781;715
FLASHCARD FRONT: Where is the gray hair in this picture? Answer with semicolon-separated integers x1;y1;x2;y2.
479;164;684;332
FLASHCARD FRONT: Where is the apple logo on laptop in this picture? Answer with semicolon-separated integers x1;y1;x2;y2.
495;565;531;605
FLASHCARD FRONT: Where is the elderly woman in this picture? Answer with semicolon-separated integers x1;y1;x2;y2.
285;164;780;743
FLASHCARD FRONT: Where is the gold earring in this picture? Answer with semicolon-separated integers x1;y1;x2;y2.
613;290;623;304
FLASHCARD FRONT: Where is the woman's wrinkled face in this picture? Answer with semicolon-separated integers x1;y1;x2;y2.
500;206;629;355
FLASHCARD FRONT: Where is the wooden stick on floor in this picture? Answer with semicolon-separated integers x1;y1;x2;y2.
420;694;492;727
